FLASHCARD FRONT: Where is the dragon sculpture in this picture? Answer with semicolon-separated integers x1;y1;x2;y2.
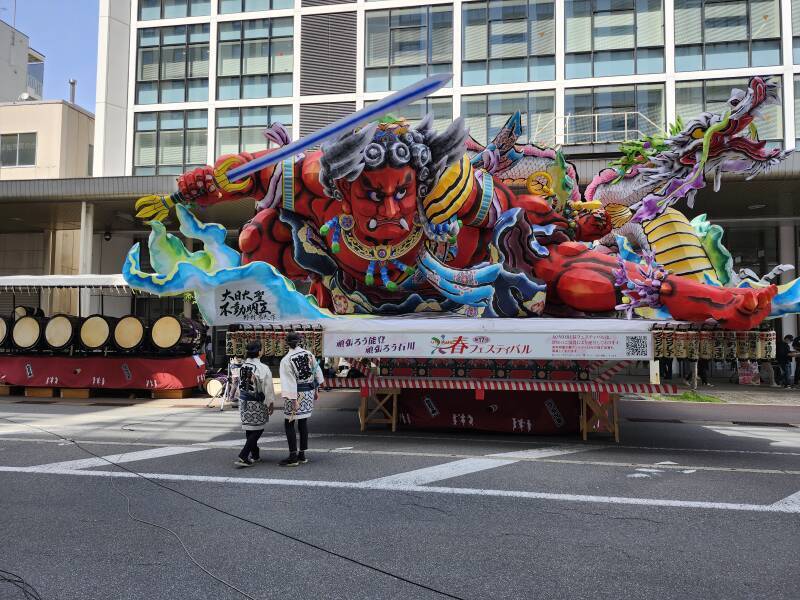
128;77;791;330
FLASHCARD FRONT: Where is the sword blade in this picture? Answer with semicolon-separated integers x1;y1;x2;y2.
226;72;453;182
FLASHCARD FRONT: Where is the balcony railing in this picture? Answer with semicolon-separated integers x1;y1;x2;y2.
527;112;665;147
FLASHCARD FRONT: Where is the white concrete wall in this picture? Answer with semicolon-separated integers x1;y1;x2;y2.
0;22;31;102
94;0;132;176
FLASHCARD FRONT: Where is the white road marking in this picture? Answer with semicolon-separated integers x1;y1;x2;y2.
703;426;800;449
682;470;697;474
363;447;589;486
365;457;519;486
635;468;663;473
23;446;207;472
627;473;650;479
0;465;797;514
771;490;800;510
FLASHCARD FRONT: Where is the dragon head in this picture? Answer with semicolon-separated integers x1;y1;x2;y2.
644;77;790;203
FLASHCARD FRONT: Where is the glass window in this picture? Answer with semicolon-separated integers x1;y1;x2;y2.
565;0;664;78
676;77;783;141
216;18;293;100
564;84;665;144
462;1;555;86
675;0;781;71
133;111;208;174
219;0;292;13
0;133;36;167
136;25;209;104
462;91;556;146
215;105;292;156
365;7;452;93
138;0;210;20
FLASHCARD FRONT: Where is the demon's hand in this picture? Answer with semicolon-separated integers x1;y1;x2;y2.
135;154;258;222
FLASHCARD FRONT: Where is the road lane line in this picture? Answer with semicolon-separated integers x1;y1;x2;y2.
0;466;797;514
771;490;800;510
22;446;207;472
197;436;285;448
362;447;589;486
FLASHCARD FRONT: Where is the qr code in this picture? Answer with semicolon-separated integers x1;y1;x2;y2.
625;335;649;357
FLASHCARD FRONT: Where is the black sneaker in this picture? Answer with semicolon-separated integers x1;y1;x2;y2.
298;453;308;464
279;455;299;467
234;458;254;468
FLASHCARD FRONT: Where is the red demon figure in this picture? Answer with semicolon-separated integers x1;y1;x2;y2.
138;115;775;330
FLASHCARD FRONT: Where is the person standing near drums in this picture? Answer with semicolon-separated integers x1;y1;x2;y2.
278;332;324;467
234;341;275;468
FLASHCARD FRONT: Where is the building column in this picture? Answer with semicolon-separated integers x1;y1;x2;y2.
41;229;55;315
79;202;94;316
779;223;797;337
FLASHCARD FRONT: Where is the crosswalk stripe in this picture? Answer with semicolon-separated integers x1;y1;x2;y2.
23;446;207;472
363;446;590;486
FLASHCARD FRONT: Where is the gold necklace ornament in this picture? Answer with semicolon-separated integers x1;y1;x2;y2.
319;213;421;291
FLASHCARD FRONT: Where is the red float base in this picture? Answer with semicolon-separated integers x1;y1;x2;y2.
397;389;579;435
0;354;206;390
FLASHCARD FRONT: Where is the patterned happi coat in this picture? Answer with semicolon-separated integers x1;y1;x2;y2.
279;346;324;420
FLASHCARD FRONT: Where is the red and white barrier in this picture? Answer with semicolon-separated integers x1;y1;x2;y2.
324;375;677;395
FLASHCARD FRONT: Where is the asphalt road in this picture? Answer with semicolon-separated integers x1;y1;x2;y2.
0;393;798;600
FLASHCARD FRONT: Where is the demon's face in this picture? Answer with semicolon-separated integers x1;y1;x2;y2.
341;166;418;243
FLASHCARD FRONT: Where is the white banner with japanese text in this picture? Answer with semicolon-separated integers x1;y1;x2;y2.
323;331;652;360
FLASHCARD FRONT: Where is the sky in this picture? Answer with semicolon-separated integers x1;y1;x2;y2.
1;0;99;112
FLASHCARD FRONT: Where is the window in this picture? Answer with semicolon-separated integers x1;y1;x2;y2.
217;18;293;100
364;98;453;133
565;0;664;79
218;0;293;13
564;84;665;144
136;25;210;104
216;106;292;156
462;0;555;85
133;110;208;175
795;76;800;145
676;78;782;141
462;91;556;146
139;0;211;20
365;7;452;93
674;0;780;71
0;133;36;167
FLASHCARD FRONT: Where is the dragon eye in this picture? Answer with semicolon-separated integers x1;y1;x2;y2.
691;128;705;140
394;187;407;200
367;190;383;202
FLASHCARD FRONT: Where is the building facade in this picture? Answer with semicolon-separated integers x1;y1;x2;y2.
95;0;800;176
0;19;44;102
0;100;95;315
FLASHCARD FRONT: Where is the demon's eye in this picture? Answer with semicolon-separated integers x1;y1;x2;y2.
394;187;407;200
730;98;740;107
691;128;705;140
367;190;383;202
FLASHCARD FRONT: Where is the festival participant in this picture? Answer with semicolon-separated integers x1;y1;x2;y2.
279;332;324;466
234;341;275;468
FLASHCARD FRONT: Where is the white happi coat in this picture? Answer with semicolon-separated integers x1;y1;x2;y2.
279;346;324;420
237;358;275;431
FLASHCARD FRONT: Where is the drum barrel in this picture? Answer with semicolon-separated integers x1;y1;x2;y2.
44;314;82;351
0;316;10;347
113;315;147;351
80;315;117;351
150;316;204;354
12;315;46;351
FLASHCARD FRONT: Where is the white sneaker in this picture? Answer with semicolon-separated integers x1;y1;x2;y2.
233;458;254;468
